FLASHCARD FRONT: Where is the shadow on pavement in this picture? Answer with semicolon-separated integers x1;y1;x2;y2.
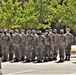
72;62;76;64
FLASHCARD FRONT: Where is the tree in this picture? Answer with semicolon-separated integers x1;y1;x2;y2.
0;0;76;30
49;0;76;30
0;0;22;29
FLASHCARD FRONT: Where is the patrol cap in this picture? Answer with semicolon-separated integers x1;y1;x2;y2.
0;29;3;33
60;29;64;33
21;29;25;32
4;29;8;33
45;30;49;34
15;29;19;33
27;30;31;34
49;29;52;32
9;30;13;33
45;29;49;32
53;29;57;32
37;30;42;35
32;29;36;33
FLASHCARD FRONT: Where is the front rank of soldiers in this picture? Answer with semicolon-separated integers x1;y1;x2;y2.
0;28;74;63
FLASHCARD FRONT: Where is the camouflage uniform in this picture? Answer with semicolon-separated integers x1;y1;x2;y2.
53;29;59;60
20;30;26;61
12;29;22;62
44;30;52;61
25;30;34;62
65;29;74;60
9;30;14;60
0;29;3;57
32;29;38;61
49;29;56;60
35;31;45;62
1;29;10;61
58;29;67;62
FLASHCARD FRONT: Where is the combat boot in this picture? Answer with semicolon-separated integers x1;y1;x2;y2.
26;58;31;62
57;58;64;63
53;57;57;60
67;56;70;61
65;56;68;61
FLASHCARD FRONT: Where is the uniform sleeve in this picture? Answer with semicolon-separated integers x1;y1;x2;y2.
12;36;15;44
35;37;37;46
56;34;59;45
72;34;74;44
57;35;59;47
50;35;52;45
20;36;22;44
1;36;3;45
53;34;56;45
43;36;46;46
54;35;56;46
8;35;11;44
65;35;68;47
32;36;35;47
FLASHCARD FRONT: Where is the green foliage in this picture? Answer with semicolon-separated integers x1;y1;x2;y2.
0;0;76;30
51;0;76;30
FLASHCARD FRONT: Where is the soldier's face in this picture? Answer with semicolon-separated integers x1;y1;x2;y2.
49;32;52;34
45;32;48;35
66;31;69;33
21;32;24;34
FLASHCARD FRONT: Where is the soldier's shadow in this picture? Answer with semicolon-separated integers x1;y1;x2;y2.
72;62;76;64
32;61;44;64
9;60;19;63
21;61;31;63
55;61;59;63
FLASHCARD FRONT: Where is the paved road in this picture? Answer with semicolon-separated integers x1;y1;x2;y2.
1;56;76;75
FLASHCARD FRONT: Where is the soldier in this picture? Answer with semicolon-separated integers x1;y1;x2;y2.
12;29;22;62
44;30;52;62
57;29;67;63
25;30;34;62
32;29;37;38
35;31;45;62
1;29;10;62
65;28;74;61
9;30;14;60
20;29;26;61
53;29;59;60
31;29;37;61
0;29;3;57
49;29;56;61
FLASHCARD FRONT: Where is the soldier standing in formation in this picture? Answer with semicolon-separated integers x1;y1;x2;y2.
35;31;45;62
20;29;26;61
1;29;10;62
49;29;56;61
32;29;37;61
12;29;22;62
44;30;52;62
65;28;74;61
25;30;34;62
53;29;59;60
57;29;67;62
0;28;75;63
0;29;3;58
9;30;14;60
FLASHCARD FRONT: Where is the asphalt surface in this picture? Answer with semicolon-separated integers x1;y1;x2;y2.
1;55;76;75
